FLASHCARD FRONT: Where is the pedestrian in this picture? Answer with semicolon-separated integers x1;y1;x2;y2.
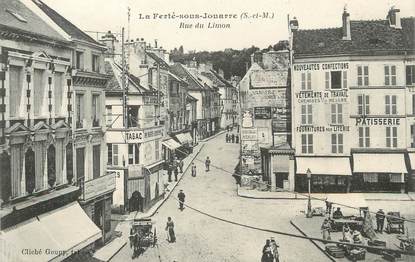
235;134;239;144
270;237;279;262
177;190;185;211
226;133;229;143
205;156;211;172
261;246;274;262
191;162;197;177
168;166;172;182
325;200;332;216
262;239;271;254
231;133;235;143
179;159;184;173
375;209;385;233
174;166;179;182
321;218;332;242
165;217;176;243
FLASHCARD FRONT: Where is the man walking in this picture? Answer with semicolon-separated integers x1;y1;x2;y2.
191;162;197;177
376;209;385;233
179;159;184;173
178;190;185;211
174;166;179;182
205;156;211;172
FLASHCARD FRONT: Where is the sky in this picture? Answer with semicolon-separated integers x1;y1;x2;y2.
42;0;414;52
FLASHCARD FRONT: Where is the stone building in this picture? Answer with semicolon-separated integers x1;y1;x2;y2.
0;0;108;259
290;7;415;193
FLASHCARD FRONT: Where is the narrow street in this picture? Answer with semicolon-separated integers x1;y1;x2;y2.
112;133;330;262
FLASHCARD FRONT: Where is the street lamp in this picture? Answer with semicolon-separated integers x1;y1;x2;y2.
306;168;312;218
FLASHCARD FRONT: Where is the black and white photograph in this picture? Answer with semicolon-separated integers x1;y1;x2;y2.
0;0;414;261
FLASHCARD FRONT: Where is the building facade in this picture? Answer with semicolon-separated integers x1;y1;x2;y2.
290;7;415;193
0;0;106;259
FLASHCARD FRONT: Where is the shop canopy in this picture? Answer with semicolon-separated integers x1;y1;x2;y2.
162;138;181;150
409;153;415;171
353;153;407;173
0;202;101;262
296;157;352;176
175;132;193;145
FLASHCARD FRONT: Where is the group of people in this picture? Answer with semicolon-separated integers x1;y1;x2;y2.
225;132;239;143
167;156;184;182
261;238;279;262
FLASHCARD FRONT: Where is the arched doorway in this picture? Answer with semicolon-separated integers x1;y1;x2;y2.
47;145;56;188
66;143;73;184
25;148;35;194
0;152;11;202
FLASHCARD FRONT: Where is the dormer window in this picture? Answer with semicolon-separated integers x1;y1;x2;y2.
6;9;27;23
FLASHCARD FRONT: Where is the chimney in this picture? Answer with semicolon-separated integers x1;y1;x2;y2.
342;6;351;40
100;30;117;57
387;6;401;29
289;17;299;31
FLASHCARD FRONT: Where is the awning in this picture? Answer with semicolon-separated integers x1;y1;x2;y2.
162;138;181;150
0;202;101;262
409;153;415;171
175;132;193;144
353;153;407;173
296;157;352;176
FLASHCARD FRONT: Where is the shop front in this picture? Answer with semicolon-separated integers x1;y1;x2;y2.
174;131;194;156
295;157;352;193
352;153;408;193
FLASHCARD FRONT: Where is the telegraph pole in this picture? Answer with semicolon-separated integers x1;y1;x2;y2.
121;28;128;128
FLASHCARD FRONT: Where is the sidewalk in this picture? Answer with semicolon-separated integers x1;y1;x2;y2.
237;185;415;202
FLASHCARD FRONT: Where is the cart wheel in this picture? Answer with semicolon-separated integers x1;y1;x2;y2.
153;228;157;247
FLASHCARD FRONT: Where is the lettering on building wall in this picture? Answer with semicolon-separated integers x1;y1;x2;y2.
355;117;401;126
295;90;349;104
293;62;349;71
246;89;286;108
241;128;258;140
125;131;144;142
296;125;350;132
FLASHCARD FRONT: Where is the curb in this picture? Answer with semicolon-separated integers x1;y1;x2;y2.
290;220;335;262
237;185;415;202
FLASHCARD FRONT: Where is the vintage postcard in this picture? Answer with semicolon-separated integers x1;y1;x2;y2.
0;0;414;261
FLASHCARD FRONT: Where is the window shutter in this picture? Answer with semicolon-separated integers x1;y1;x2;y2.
301;73;306;90
307;72;311;90
338;104;343;124
385;95;390;115
391;66;396;85
384;66;390;85
325;72;330;89
365;95;370;114
342;71;347;89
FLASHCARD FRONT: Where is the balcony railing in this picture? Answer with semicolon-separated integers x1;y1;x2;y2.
79;173;116;202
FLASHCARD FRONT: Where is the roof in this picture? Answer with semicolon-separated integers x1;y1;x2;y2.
201;70;234;89
31;0;103;46
186;93;198;102
293;17;415;57
0;0;67;43
146;51;169;68
170;63;206;91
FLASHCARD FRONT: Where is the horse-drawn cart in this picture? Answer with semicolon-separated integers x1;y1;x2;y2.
129;218;157;258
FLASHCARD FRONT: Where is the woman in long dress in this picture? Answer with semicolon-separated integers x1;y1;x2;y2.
166;217;176;243
321;218;332;242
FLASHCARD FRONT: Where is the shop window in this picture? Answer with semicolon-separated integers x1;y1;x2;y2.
386;126;398;148
301;72;311;90
363;173;378;183
331;133;344;153
92;94;100;127
390;174;401;183
47;145;56;188
301;134;313;154
93;145;101;179
25;148;35;194
406;65;415;85
66;143;73;184
9;66;23;118
384;65;396;86
75;93;84;128
359;127;370;147
0;152;11;202
357;94;370;115
128;144;140;165
331;104;343;124
106;105;112;127
385;95;397;115
357;65;369;86
301;104;312;125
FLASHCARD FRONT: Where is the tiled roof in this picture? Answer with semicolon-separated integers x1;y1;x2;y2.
0;0;67;42
31;0;103;46
293;17;415;57
146;51;169;68
209;70;234;88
